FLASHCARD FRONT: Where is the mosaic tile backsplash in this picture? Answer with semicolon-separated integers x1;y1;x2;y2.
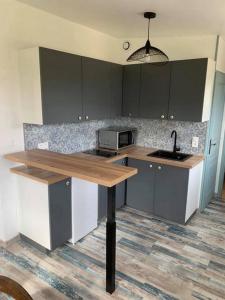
24;118;208;155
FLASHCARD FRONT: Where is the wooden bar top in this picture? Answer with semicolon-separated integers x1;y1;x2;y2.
5;149;137;187
10;166;70;185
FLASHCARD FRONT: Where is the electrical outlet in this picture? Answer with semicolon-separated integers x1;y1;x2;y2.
38;142;49;150
192;137;199;148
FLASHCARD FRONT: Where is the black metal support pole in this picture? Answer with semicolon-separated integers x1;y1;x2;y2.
106;185;116;294
124;157;128;206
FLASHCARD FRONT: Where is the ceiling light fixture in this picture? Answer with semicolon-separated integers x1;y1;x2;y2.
127;12;169;63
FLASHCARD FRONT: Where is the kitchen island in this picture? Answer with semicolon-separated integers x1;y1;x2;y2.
5;146;204;294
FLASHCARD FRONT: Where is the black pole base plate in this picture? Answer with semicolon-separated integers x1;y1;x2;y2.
144;12;156;19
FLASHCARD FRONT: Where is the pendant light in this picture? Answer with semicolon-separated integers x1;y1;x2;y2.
127;12;169;63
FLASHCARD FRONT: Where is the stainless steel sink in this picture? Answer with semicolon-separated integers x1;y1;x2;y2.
147;150;192;162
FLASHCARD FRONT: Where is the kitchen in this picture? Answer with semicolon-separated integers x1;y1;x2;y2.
1;1;225;299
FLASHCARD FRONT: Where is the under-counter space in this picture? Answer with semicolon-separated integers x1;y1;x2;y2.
10;165;69;184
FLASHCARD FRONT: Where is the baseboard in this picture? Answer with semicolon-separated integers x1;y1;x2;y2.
0;235;20;248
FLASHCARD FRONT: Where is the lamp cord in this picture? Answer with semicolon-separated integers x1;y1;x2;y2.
147;18;150;40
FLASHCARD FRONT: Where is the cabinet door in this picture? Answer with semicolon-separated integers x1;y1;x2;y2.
82;57;111;120
127;159;155;213
49;178;72;250
98;159;126;220
154;164;189;224
169;59;208;122
122;65;141;117
140;63;171;119
39;47;83;124
110;63;123;117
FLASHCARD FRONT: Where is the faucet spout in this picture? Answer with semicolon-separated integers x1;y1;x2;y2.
171;130;180;153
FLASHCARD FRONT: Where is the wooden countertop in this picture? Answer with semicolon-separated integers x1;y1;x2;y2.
10;166;70;185
5;149;137;187
72;146;204;169
5;146;203;186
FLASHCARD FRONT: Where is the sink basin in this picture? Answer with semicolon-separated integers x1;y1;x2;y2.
147;150;192;162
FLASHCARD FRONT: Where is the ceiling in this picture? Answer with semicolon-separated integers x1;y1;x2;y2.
17;0;225;38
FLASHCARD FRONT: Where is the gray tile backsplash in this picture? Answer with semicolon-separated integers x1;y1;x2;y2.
24;118;208;154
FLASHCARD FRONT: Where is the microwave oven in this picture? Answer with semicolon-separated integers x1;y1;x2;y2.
98;127;137;150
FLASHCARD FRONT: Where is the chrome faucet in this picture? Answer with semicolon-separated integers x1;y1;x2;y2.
171;130;180;153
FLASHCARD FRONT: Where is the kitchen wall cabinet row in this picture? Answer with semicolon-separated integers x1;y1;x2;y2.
19;47;122;124
123;58;215;122
126;158;203;224
19;46;215;125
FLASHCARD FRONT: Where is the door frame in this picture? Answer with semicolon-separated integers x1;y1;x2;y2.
215;96;225;198
200;71;225;210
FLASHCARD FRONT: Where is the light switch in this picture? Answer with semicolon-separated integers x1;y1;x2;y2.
192;137;199;148
38;142;49;150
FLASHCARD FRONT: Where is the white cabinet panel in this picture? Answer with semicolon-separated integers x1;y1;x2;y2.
71;178;98;244
17;176;51;249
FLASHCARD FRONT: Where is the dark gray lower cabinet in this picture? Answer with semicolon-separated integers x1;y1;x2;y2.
127;159;190;224
127;159;154;213
49;179;72;250
98;159;126;220
154;164;189;224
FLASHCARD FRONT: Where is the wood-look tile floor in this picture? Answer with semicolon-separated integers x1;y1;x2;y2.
221;180;225;200
1;200;225;300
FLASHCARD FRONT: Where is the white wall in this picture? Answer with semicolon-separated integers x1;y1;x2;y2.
116;35;217;64
216;36;225;73
0;0;119;242
0;0;219;242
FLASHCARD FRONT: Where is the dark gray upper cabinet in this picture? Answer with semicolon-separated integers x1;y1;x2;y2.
82;57;111;121
110;63;123;117
39;47;83;124
154;164;189;224
127;158;155;213
169;58;208;122
122;58;214;122
139;63;171;119
123;64;141;117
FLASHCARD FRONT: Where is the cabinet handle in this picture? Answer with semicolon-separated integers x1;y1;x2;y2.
149;164;153;168
158;166;162;170
170;115;174;120
66;181;70;186
161;115;165;119
78;116;82;121
85;115;89;120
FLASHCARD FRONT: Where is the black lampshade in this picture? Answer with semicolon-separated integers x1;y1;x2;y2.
127;12;169;63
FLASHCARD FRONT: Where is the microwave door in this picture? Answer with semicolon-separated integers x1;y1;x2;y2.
118;131;133;148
